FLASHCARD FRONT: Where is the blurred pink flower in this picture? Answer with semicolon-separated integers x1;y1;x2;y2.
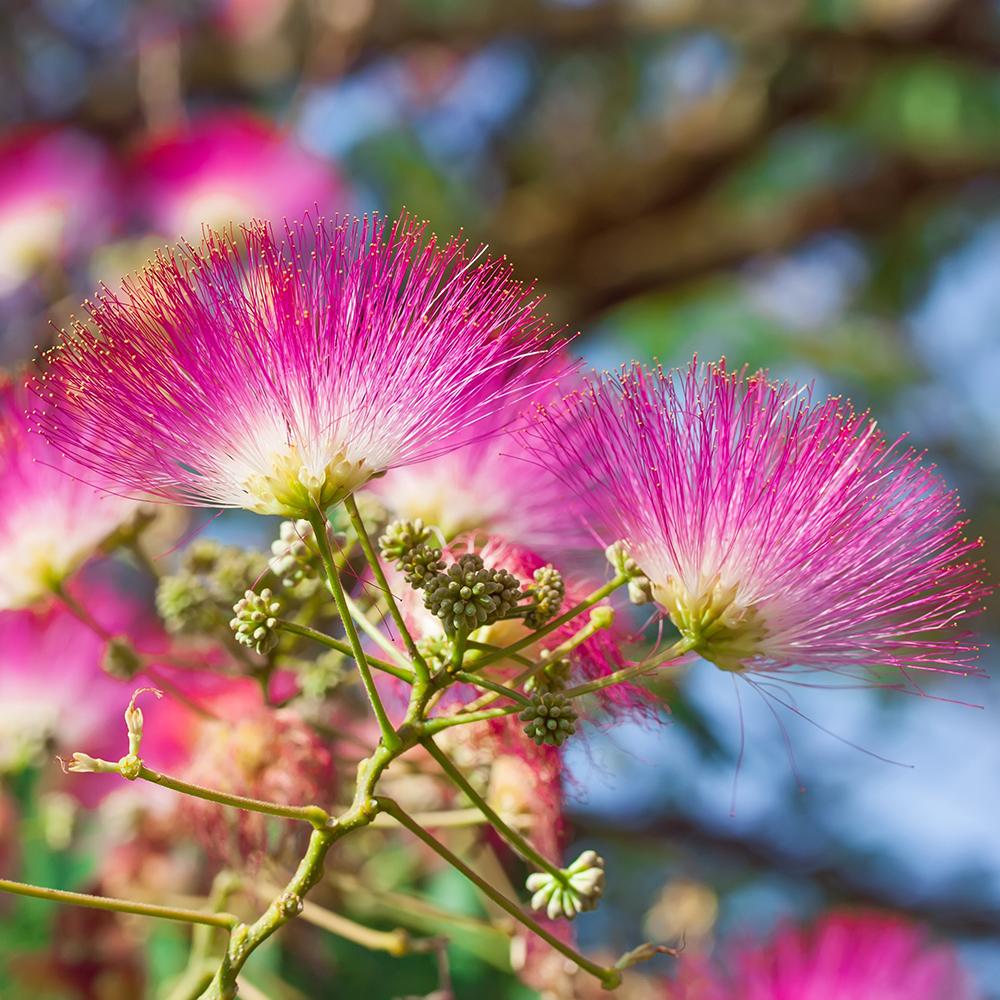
130;112;345;239
0;128;118;297
0;581;184;782
669;910;980;1000
0;379;138;610
372;357;584;551
33;213;566;517
522;359;989;680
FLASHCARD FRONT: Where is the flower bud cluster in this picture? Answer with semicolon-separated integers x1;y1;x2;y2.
520;690;577;746
605;541;654;606
423;554;523;635
230;588;282;655
526;850;605;920
379;518;445;589
156;540;269;635
524;565;565;628
269;519;339;589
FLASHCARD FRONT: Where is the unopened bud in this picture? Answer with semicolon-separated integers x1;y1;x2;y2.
525;850;606;920
124;688;162;758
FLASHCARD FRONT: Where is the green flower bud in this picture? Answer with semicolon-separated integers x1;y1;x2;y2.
269;518;336;588
519;691;577;746
525;850;605;920
230;588;282;655
379;518;434;563
156;571;219;635
524;564;565;629
102;636;143;680
423;554;523;635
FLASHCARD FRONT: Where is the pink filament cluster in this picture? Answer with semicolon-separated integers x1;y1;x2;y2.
31;212;567;511
670;910;979;1000
521;359;988;677
0;380;136;609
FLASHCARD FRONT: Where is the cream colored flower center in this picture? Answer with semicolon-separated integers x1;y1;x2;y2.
653;574;767;671
242;443;373;516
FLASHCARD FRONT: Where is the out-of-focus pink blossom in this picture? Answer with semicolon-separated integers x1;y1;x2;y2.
130;112;344;239
0;128;118;297
667;910;980;1000
0;379;138;610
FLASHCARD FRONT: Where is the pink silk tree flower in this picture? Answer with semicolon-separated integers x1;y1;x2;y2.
668;910;980;1000
371;357;584;551
31;213;566;517
0;380;138;610
0;128;118;297
130;111;345;240
520;359;988;679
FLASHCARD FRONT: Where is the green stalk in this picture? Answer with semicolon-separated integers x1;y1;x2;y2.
422;705;521;736
0;878;240;930
468;574;628;671
562;637;695;699
448;671;532;707
307;508;400;752
422;739;565;882
138;765;331;828
376;798;622;990
277;619;414;683
344;493;430;682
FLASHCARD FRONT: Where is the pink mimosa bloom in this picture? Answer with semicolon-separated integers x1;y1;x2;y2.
521;359;988;678
669;910;979;1000
372;358;585;550
31;213;567;517
130;112;345;239
0;380;138;610
0;128;118;296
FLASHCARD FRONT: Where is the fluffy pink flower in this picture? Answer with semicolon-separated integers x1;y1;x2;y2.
372;358;584;550
0;128;118;296
32;213;566;517
130;112;345;239
521;359;988;678
669;910;979;1000
0;380;137;610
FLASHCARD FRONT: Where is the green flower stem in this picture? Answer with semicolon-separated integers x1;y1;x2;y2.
137;764;332;828
421;704;521;736
448;670;532;707
255;883;411;956
276;619;414;683
375;797;622;991
465;640;534;667
463;609;618;714
562;637;696;699
368;806;528;829
343;592;413;670
0;877;240;930
450;630;467;672
307;508;400;752
345;493;430;683
422;739;565;883
51;582;111;640
202;740;402;999
468;574;629;672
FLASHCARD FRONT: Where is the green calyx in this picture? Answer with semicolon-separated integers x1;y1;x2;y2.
379;519;445;589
